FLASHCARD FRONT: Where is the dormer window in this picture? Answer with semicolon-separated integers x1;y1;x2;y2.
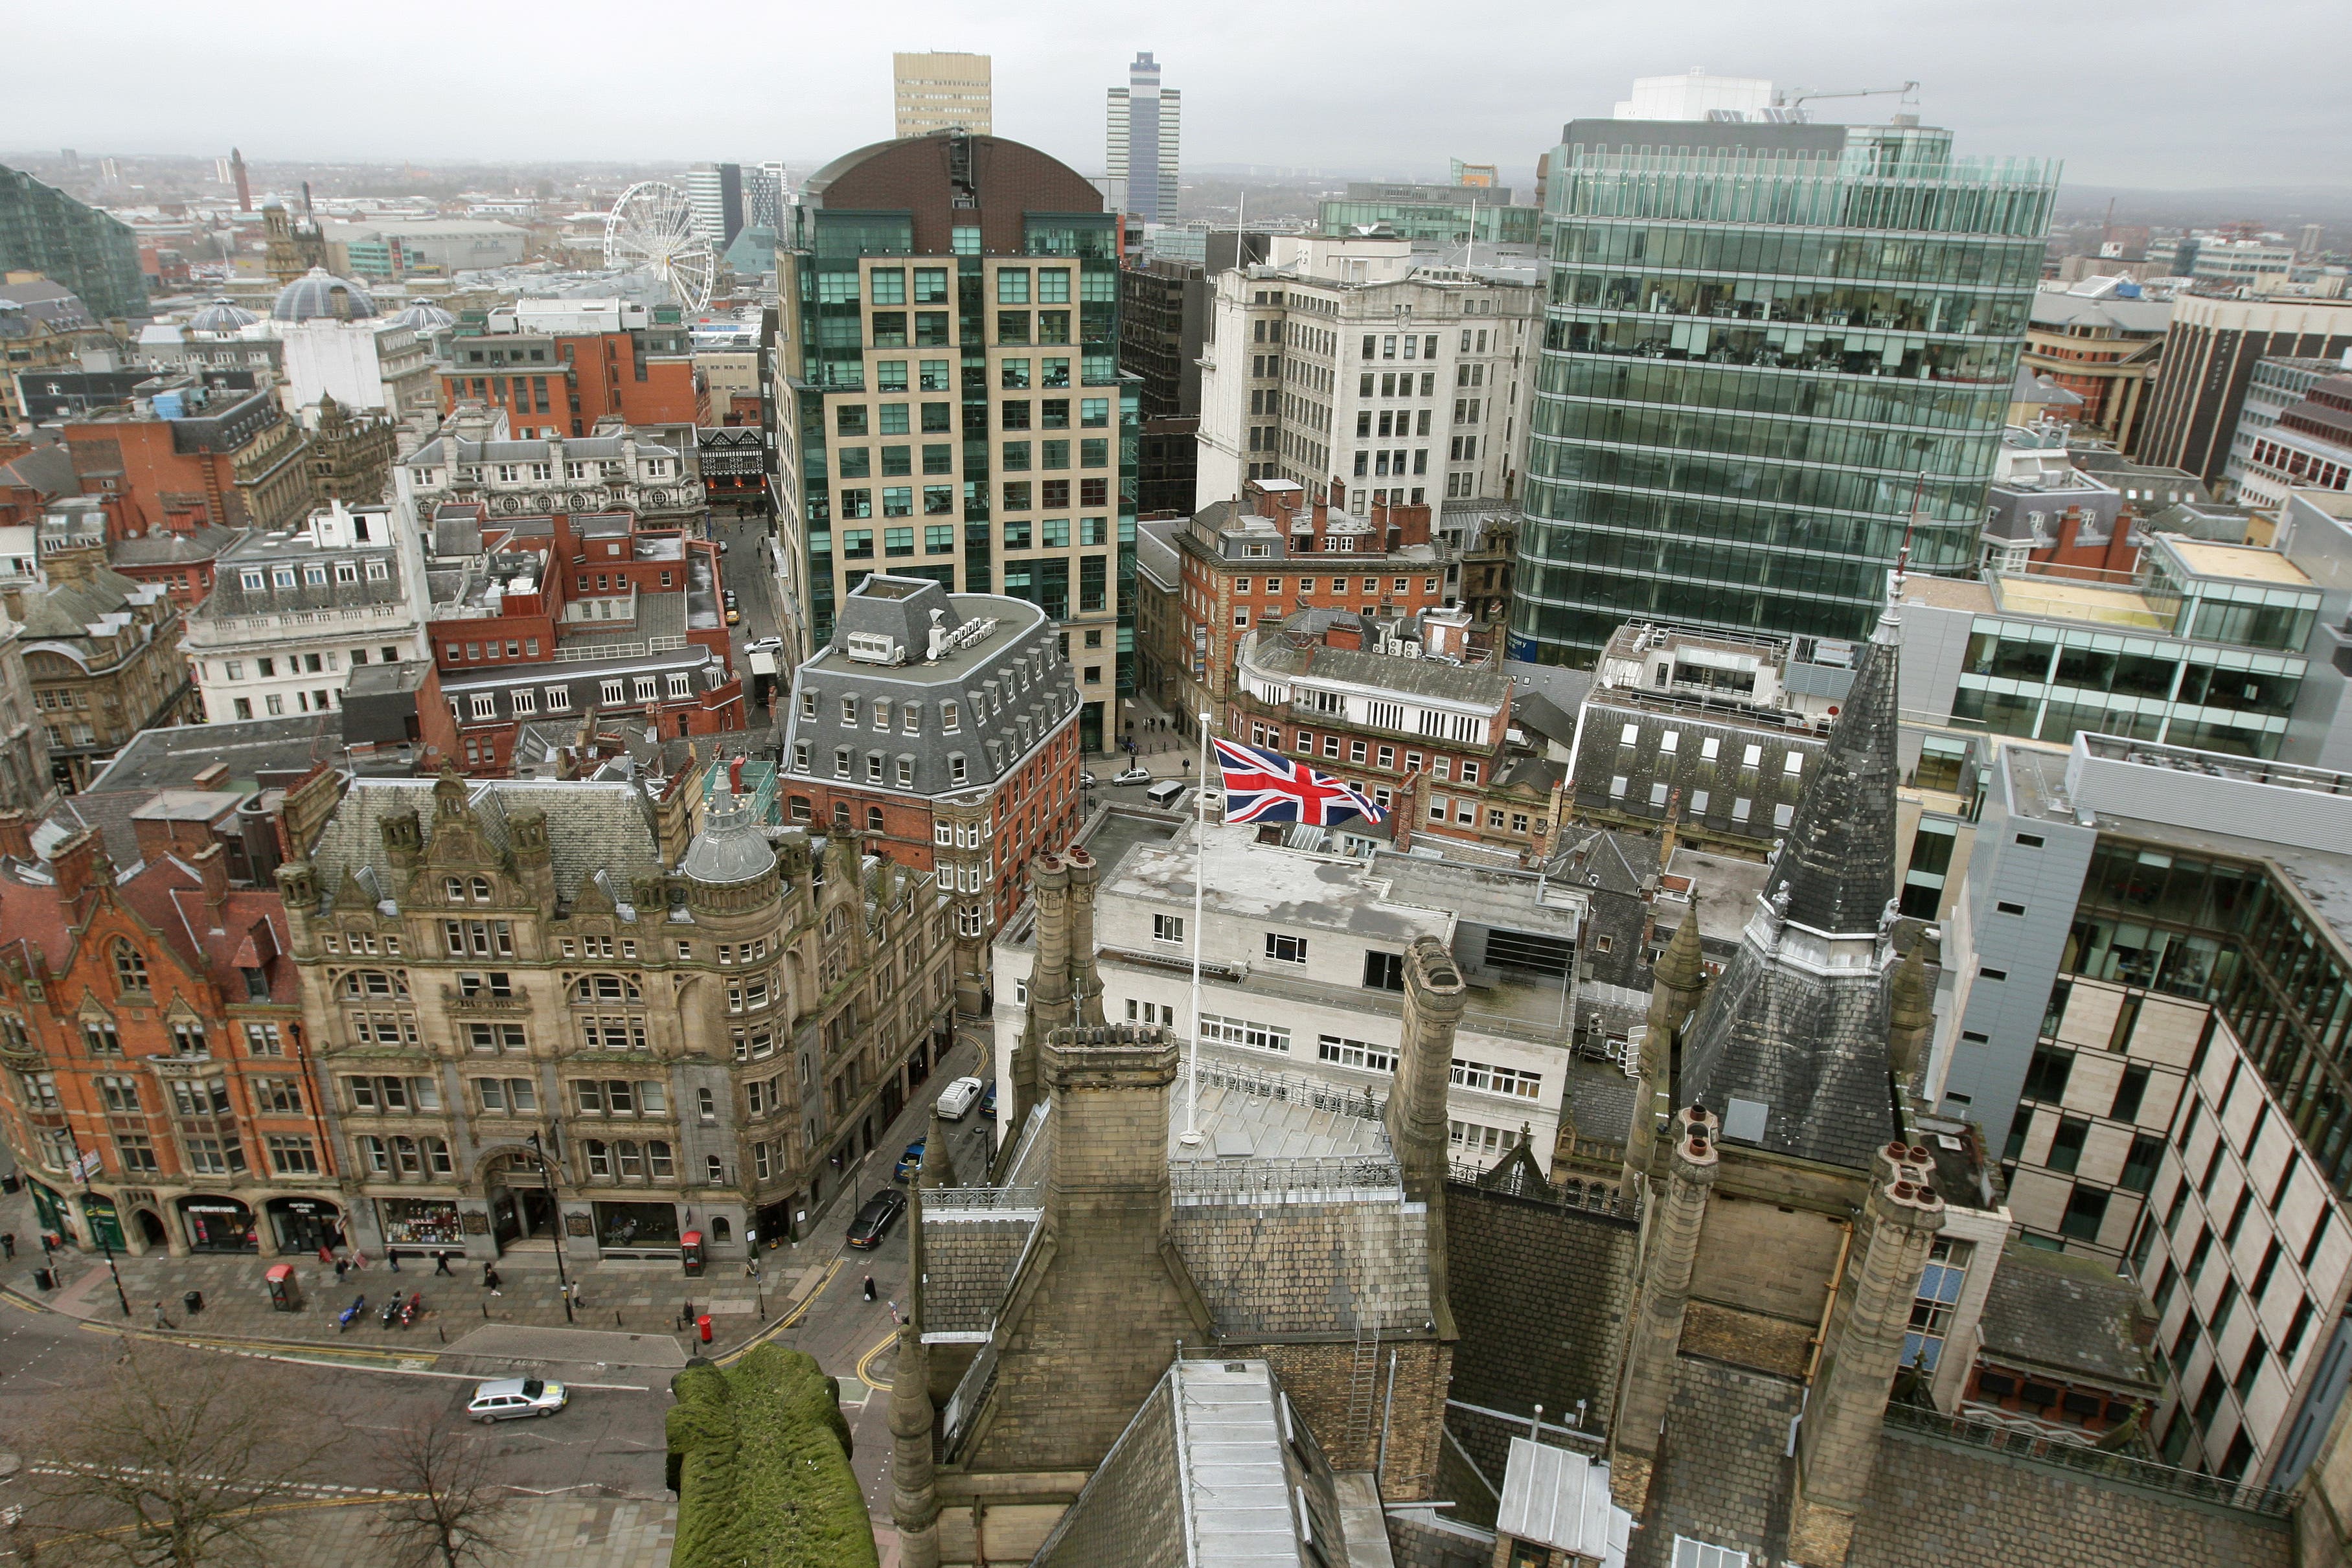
113;943;149;992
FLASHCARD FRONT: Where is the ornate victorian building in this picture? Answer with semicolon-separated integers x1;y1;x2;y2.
279;767;955;1262
0;789;325;1260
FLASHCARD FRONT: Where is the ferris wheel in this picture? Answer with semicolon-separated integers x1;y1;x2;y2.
603;181;716;310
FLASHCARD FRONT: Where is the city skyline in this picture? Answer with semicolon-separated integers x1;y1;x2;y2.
1;0;2337;191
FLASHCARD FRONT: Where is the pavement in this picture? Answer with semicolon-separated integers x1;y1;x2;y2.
0;1021;1007;1566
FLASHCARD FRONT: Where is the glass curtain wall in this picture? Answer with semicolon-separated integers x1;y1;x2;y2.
1511;124;2058;662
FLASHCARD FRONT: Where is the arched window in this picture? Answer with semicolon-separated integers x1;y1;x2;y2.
586;1139;611;1178
831;801;851;829
865;805;884;832
706;1153;725;1184
711;1216;731;1242
444;877;464;902
471;876;492;902
646;1141;674;1179
113;943;148;992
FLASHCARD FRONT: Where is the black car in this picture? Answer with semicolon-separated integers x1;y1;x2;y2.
977;1080;998;1120
845;1188;907;1249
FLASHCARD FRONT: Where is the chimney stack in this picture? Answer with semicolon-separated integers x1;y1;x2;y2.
1387;937;1468;1337
0;810;32;863
49;828;104;902
190;841;229;929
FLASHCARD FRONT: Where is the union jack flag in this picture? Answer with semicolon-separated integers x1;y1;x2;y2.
1211;739;1387;827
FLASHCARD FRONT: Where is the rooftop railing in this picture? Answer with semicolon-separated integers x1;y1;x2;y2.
1170;1153;1401;1200
1882;1402;2290;1518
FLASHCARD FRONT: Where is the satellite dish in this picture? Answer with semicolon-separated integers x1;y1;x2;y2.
604;181;715;311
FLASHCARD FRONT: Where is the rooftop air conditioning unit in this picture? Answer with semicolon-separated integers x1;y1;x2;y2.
845;632;906;666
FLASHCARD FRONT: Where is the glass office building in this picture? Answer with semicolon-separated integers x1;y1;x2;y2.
773;131;1137;751
1510;119;2057;662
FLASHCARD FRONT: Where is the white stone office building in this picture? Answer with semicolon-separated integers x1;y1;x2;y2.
185;500;431;723
990;817;1589;1171
1195;234;1540;513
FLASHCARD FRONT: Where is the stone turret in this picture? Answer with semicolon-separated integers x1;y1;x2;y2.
1610;1105;1720;1512
1008;853;1074;1139
1625;896;1706;1190
1386;936;1467;1338
919;1106;957;1190
1789;1141;1947;1565
889;1176;940;1568
1886;935;1935;1083
1064;844;1106;1028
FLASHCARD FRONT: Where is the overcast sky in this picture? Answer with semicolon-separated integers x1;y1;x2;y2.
6;0;2342;191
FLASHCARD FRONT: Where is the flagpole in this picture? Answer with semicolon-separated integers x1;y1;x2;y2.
1180;710;1211;1148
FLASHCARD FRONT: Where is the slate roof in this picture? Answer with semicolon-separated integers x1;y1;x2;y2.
1248;636;1509;709
304;777;659;908
1623;1352;2289;1568
1568;698;1823;843
1673;614;1902;1172
1977;1242;2160;1391
0;443;78;499
1769;611;1899;938
86;713;348;795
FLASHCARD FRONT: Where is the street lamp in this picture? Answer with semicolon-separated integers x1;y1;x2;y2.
60;1124;130;1319
526;1127;574;1324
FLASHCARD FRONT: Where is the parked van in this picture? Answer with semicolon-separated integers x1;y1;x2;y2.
1145;780;1187;809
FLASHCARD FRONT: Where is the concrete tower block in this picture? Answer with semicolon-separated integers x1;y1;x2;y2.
1790;1141;1947;1567
1625;896;1707;1190
1610;1106;1720;1512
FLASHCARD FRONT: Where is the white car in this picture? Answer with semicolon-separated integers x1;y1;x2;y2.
935;1075;985;1121
745;635;784;655
468;1377;567;1422
1112;766;1152;786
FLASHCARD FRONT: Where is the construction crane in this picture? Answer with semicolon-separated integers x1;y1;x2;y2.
1774;81;1921;115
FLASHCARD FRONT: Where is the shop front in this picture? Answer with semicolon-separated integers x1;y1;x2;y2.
176;1196;255;1253
591;1201;681;1257
266;1196;343;1255
26;1177;68;1241
755;1197;797;1247
484;1153;561;1253
83;1194;124;1251
376;1197;462;1253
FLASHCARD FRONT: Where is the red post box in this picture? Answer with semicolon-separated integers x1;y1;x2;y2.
697;1313;713;1344
680;1230;705;1277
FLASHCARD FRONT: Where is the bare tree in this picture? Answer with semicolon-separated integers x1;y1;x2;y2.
6;1341;335;1567
372;1426;510;1568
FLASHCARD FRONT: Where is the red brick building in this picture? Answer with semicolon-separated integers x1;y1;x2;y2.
437;330;706;434
0;779;341;1260
420;504;744;775
1161;479;1452;736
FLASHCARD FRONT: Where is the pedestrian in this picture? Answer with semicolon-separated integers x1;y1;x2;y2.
863;1274;876;1302
334;1256;348;1282
433;1251;453;1277
485;1265;503;1297
887;1299;901;1325
387;1251;401;1273
1;1233;14;1260
151;1301;174;1331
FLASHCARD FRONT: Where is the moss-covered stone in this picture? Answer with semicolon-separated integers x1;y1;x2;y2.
667;1345;878;1568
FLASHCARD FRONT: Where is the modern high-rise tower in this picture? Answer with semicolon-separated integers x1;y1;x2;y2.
1508;89;2058;663
1106;52;1180;225
893;52;992;138
686;163;745;248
